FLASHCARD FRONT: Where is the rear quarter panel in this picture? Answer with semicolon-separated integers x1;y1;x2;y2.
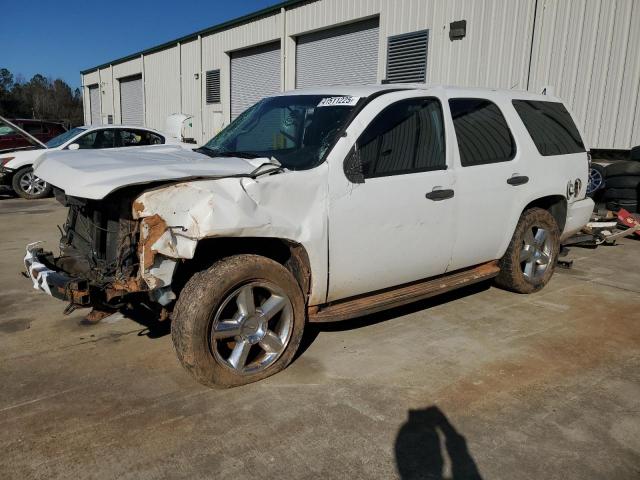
494;99;589;258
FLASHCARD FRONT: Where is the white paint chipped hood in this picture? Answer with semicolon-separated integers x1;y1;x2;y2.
33;145;265;200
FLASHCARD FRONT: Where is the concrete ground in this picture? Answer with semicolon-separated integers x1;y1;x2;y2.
0;196;639;480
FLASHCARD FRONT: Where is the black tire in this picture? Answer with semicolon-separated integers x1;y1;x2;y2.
603;188;638;200
171;254;306;388
604;175;640;189
11;167;52;199
606;200;638;213
606;161;640;178
495;208;560;294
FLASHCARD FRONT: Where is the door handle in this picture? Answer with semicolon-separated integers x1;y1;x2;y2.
425;188;454;201
507;175;529;186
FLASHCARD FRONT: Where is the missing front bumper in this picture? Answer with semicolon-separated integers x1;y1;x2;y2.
24;242;91;305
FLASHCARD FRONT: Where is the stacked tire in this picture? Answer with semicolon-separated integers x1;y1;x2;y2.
604;161;640;213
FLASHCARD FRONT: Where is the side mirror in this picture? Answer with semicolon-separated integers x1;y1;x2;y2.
68;143;80;151
631;145;640;161
343;146;365;184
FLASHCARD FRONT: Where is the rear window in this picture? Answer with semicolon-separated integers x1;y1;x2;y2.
449;98;516;167
512;100;585;156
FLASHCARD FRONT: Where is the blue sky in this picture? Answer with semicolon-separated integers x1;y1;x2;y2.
1;0;282;90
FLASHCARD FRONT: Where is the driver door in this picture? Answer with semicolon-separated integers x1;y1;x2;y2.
327;92;457;302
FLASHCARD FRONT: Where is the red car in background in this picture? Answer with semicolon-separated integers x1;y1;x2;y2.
0;119;67;152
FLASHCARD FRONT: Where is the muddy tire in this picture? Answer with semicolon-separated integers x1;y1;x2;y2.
12;167;52;199
495;208;560;294
171;254;306;388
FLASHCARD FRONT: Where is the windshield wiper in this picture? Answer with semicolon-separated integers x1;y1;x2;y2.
215;151;262;159
194;147;262;159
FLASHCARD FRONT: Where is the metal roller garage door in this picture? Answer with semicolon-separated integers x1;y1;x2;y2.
120;75;144;126
89;85;101;125
296;18;379;89
230;42;281;120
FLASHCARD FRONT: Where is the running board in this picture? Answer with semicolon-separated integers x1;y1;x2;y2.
308;261;500;323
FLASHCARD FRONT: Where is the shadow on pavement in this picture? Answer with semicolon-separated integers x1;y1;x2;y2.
120;304;172;339
395;406;483;480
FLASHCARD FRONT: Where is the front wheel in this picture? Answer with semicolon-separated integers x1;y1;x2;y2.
495;208;560;293
171;254;306;388
12;167;52;199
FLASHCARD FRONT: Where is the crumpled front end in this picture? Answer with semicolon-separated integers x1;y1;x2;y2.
23;188;146;310
24;166;328;311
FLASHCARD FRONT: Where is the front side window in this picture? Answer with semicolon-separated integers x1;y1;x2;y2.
201;95;358;170
119;129;164;147
449;98;516;167
76;129;116;149
512;100;585;156
356;97;446;178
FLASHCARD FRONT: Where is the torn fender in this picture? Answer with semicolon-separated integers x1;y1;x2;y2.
132;167;329;304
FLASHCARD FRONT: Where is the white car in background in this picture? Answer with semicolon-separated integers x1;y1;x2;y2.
0;117;186;199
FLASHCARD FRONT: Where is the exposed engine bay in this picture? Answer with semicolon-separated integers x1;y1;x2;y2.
54;189;139;286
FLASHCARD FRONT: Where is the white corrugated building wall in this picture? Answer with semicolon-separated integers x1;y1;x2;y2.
81;0;640;151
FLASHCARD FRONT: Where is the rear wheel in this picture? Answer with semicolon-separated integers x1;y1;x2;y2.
12;167;52;199
496;208;560;293
171;254;306;388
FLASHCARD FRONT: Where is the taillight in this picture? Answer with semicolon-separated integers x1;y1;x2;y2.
0;157;15;166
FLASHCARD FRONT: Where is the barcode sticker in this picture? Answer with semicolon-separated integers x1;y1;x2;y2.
317;96;360;107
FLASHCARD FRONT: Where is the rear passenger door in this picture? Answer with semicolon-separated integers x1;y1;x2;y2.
447;97;525;270
327;92;456;301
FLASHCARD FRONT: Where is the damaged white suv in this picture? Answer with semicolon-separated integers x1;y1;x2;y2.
24;85;593;387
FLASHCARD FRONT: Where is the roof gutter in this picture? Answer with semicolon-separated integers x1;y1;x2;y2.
81;0;311;75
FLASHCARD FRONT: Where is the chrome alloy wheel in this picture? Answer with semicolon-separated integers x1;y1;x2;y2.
19;171;47;196
210;282;293;375
520;226;552;281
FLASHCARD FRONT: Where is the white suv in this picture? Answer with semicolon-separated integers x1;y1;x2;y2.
24;85;593;387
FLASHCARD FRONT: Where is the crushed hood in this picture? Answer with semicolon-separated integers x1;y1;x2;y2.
33;145;265;200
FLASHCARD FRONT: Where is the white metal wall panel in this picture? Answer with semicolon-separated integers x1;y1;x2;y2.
230;42;281;120
113;58;142;79
201;14;282;136
380;0;536;90
295;18;380;88
181;40;201;142
98;67;113;119
120;76;144;125
82;0;640;151
529;0;640;150
89;85;101;125
144;47;181;131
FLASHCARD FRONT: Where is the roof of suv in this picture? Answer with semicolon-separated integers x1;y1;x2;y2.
276;84;562;103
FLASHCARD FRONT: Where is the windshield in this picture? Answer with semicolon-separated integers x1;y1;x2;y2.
46;127;86;148
201;95;360;170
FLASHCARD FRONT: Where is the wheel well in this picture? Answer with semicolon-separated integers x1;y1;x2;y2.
524;195;567;232
172;237;312;300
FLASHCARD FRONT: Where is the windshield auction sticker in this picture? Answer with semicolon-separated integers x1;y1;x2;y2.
317;96;360;107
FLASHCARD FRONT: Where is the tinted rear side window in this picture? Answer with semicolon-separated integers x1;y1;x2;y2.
512;100;585;156
449;98;516;167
